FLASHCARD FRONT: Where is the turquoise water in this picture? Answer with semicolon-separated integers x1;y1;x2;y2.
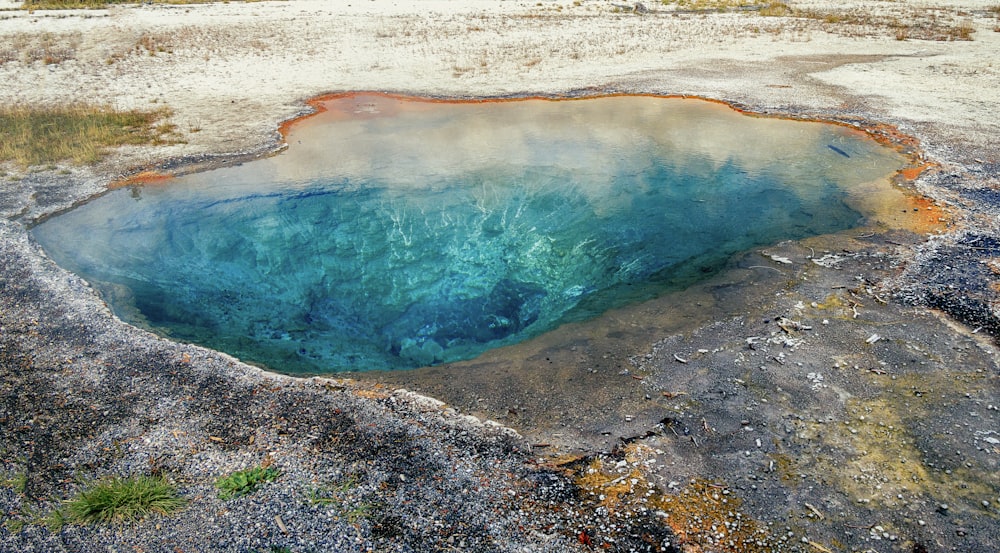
32;95;906;373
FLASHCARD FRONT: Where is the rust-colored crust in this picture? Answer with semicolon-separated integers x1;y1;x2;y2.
109;170;174;189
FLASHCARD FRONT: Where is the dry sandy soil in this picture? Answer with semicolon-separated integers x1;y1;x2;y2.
2;0;1000;552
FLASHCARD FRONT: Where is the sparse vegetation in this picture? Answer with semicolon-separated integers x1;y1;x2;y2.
216;463;280;500
662;0;770;10
757;4;977;41
0;468;28;495
951;18;975;40
38;507;69;531
757;1;790;17
657;0;975;41
0;32;80;65
304;475;359;506
340;501;376;523
22;0;224;9
0;105;179;168
65;475;186;524
4;504;70;533
304;475;377;523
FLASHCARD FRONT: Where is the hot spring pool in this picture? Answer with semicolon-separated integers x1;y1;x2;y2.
32;94;908;372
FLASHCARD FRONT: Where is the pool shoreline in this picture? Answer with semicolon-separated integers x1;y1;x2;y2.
38;92;937;376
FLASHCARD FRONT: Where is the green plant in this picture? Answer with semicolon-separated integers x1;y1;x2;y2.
216;464;280;500
304;474;360;506
302;476;374;522
65;475;186;524
0;105;179;167
1;504;63;533
0;470;28;495
304;486;340;506
38;507;69;531
341;502;376;523
2;505;30;533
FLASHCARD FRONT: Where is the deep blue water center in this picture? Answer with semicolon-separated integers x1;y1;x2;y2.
33;95;906;372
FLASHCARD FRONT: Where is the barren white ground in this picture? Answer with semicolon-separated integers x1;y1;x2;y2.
2;0;999;185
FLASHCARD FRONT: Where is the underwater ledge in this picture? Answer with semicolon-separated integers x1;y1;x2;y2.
4;91;998;553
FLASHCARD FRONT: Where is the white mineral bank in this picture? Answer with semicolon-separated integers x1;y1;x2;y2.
2;0;998;177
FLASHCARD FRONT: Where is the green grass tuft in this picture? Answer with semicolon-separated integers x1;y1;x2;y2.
216;464;280;500
0;105;178;168
65;475;186;524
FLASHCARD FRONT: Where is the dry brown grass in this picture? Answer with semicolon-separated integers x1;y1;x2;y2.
0;105;180;167
659;0;976;41
662;0;770;11
22;0;226;8
758;1;791;17
0;32;81;65
759;5;977;41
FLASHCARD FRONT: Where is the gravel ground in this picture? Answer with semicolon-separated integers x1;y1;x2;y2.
0;215;614;552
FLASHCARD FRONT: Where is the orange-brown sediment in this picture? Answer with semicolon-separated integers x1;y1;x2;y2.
109;170;174;189
899;162;935;181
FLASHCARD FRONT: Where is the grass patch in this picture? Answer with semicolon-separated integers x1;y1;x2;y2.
3;504;69;533
0;32;80;65
216;464;280;500
303;474;377;522
65;475;186;524
0;470;28;495
757;1;790;17
662;0;770;11
949;18;975;40
0;105;179;168
304;475;360;506
758;5;977;41
22;0;224;9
